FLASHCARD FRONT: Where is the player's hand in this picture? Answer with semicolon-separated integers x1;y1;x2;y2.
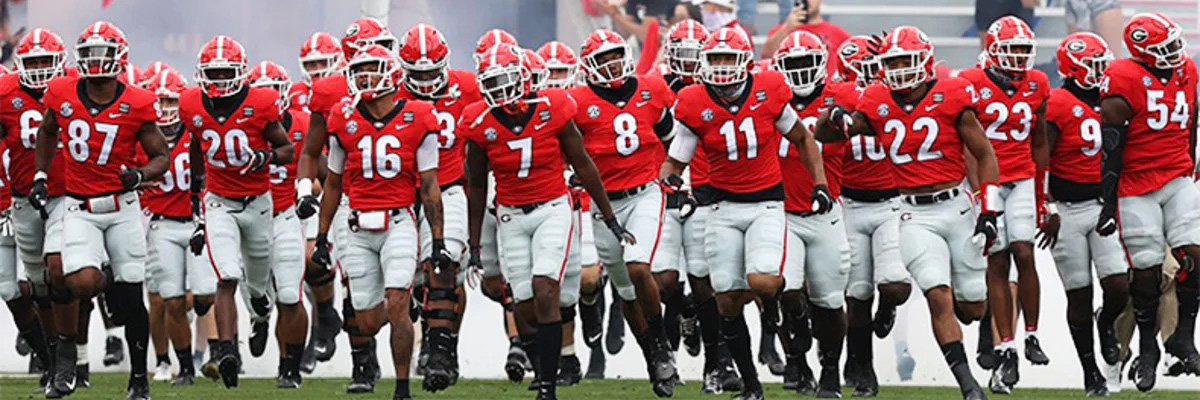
189;223;206;256
296;195;320;219
605;217;637;245
1096;202;1118;236
826;105;853;137
1036;213;1061;250
430;239;454;274
240;149;273;175
567;173;583;189
311;233;332;268
465;246;483;288
660;173;685;193
972;212;998;252
29;174;49;219
119;165;143;191
811;184;834;214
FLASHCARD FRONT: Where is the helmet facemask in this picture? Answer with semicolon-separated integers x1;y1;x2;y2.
584;46;633;87
880;50;929;92
16;52;64;89
478;64;527;108
76;40;125;78
776;49;826;97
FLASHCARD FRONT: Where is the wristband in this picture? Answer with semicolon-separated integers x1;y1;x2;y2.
33;170;47;182
1045;202;1059;215
980;182;1001;214
296;178;314;197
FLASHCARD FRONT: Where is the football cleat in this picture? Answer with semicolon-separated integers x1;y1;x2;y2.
558;355;582;386
103;335;125;366
1024;336;1050;365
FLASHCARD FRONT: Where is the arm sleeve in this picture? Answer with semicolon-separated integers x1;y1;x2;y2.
416;133;439;172
326;137;346;174
667;122;699;163
654;107;675;140
775;105;799;133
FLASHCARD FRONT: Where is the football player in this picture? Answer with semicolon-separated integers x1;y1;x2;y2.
293;32;342;114
246;60;316;388
569;29;678;397
661;27;830;400
296;18;396;393
1040;32;1121;397
34;21;170;400
0;28;64;394
138;69;213;387
772;30;857;397
832;35;913;398
956;16;1051;393
815;25;998;400
537;41;579;90
462;42;630;400
1097;12;1200;391
312;43;448;400
181;36;295;389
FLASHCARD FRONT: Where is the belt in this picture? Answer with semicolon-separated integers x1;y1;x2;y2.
151;214;192;223
786;210;818;217
665;191;689;209
215;193;261;206
842;187;899;203
511;200;550;214
903;188;961;206
440;177;465;192
607;183;652;201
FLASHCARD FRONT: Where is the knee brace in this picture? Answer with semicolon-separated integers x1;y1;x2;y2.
342;297;362;336
193;298;212;316
560;305;576;322
50;286;73;304
422;287;460;323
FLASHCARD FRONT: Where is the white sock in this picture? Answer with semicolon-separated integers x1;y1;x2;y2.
562;343;575;356
1025;330;1038;341
997;339;1016;352
106;327;120;337
76;344;88;365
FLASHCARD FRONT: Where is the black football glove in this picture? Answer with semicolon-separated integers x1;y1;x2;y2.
296;195;320;219
29;176;49;219
118;166;143;191
605;217;636;245
465;245;483;288
240;149;273;174
189;223;206;256
430;239;454;274
1096;202;1118;236
811;184;834;214
311;233;332;268
972;212;998;253
661;174;685;193
826;105;854;137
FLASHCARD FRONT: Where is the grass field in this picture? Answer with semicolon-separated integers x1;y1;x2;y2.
2;373;1199;400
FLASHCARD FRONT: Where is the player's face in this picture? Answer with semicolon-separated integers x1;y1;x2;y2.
548;67;572;82
595;48;626;81
303;59;330;76
1000;44;1033;70
21;55;56;70
408;68;440;84
707;52;739;67
203;67;237;81
158;96;178;110
351;61;383;89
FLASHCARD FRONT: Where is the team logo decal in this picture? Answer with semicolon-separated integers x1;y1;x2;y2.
193;115;204;128
242;107;254;117
10;97;21;109
755;90;767;102
403;111;414;123
1142;76;1153;87
293;131;303;141
345;23;360;38
900;212;912;221
538;110;552;122
1072;105;1084;118
701;108;714;122
118;102;130;114
500;214;511;223
346;120;358;134
586;105;600;119
980;88;993;100
59;102;73;117
823;96;834;106
876;104;889;117
1066;40;1086;53
1129;28;1148;43
484;127;497;141
1028;81;1037;91
932;93;944;103
916;30;930;44
641;90;651;101
840;43;859;58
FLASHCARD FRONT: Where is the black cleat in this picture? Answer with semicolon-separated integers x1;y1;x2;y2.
76;363;90;388
718;356;744;393
505;342;529;383
792;357;816;395
422;349;453;393
173;372;195;387
585;347;605;380
988;369;1012;395
29;350;46;375
757;335;785;376
300;340;318;374
783;357;802;391
277;368;302;389
1024;336;1050;365
218;350;241;388
1095;308;1120;366
1164;334;1200;376
817;365;842;398
347;351;376;394
977;349;1000;371
997;348;1019;387
103;335;125;367
963;385;989;400
700;364;723;394
15;335;31;356
50;340;77;397
681;315;701;357
732;387;765;400
313;305;341;362
1084;369;1108;397
125;375;150;400
843;357;863;389
649;348;678;398
1128;352;1158;393
852;362;879;397
558;355;582;386
535;385;558;400
873;306;897;339
250;318;269;358
606;294;625;355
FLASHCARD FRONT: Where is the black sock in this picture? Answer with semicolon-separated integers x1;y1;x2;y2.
19;321;51;364
1066;287;1100;375
1175;279;1199;341
114;283;150;376
976;309;993;353
722;315;759;391
697;297;721;352
847;324;872;366
156;352;170;366
1131;270;1162;353
519;332;539;380
941;341;979;393
394;378;410;398
317;299;335;316
811;305;845;371
647;314;667;349
175;347;194;375
536;321;562;386
760;298;779;336
285;343;304;373
663;286;684;348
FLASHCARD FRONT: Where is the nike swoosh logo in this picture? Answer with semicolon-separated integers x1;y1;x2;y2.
924;104;938;112
1022;91;1036;97
107;112;122;118
125;199;135;205
749;103;763;111
395;124;410;131
260;209;268;215
890;207;900;212
533;122;549;131
830;219;839;225
587;332;601;343
634;101;649;108
443;98;457;106
960;208;971;215
236;117;251;124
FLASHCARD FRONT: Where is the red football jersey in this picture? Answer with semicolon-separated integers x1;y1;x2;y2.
327;99;440;210
179;87;282;199
1100;58;1198;196
673;70;792;194
0;73;67;197
43;76;159;197
842;82;895;191
139;131;193;218
858;78;976;189
460;89;575;206
653;72;710;188
308;75;350;121
779;82;852;212
569;76;674;191
398;69;481;186
269;109;310;214
1046;88;1102;184
288;81;311;114
957;68;1049;183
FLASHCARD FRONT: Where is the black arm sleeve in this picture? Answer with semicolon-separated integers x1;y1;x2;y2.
1099;123;1126;207
653;108;675;140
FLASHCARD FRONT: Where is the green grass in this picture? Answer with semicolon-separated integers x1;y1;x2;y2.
2;373;1198;400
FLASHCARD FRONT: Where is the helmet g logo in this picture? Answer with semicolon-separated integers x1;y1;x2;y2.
1066;40;1086;53
916;31;930;44
345;23;361;38
1130;28;1149;43
840;43;859;58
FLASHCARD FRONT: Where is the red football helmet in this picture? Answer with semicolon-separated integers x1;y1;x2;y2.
145;69;187;126
537;41;578;89
195;36;249;98
474;29;518;65
341;18;396;61
774;31;827;96
476;43;528;108
836;36;880;87
698;27;753;86
666;19;709;78
580;29;633;87
248;61;292;110
118;64;141;86
398;23;451;97
346;44;401;101
75;21;129;78
878;26;934;92
1057;32;1113;90
523;49;548;91
1125;12;1188;69
138;61;175;87
299;32;342;82
14;28;67;89
984;16;1036;73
